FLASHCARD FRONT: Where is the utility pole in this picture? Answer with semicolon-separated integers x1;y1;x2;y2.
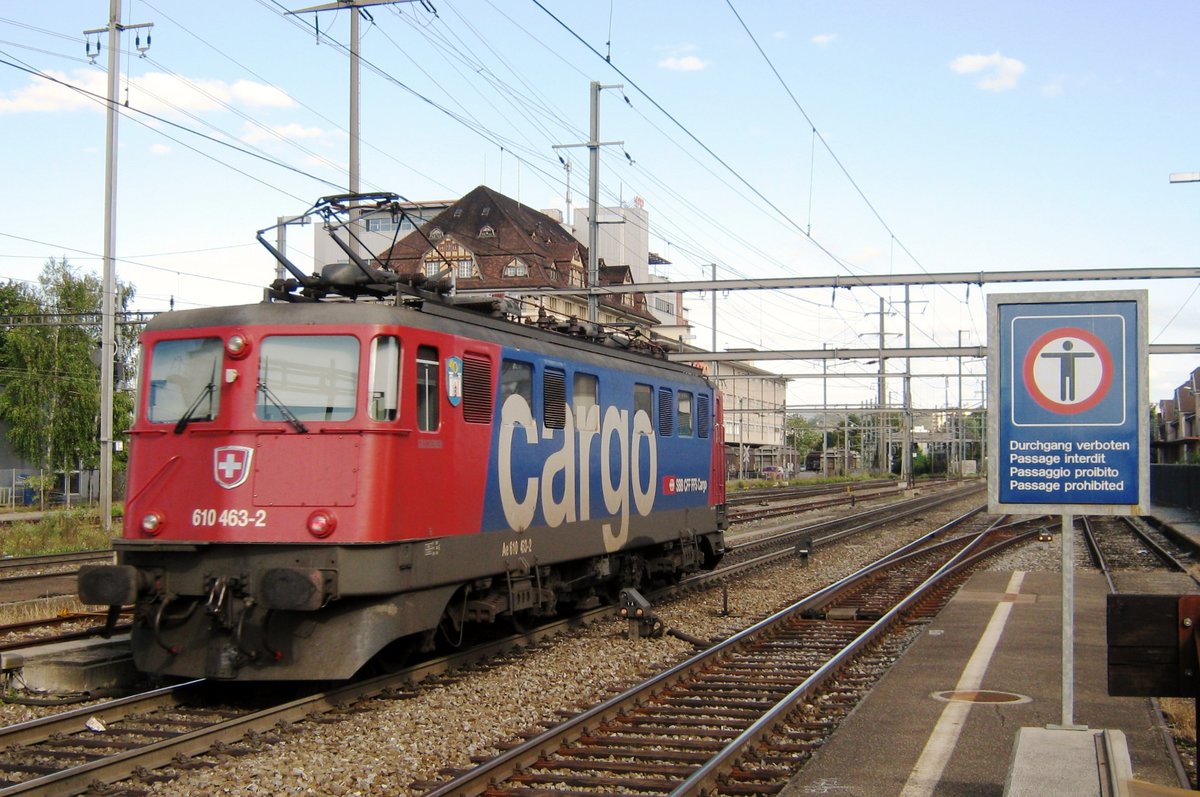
554;81;623;324
84;1;152;533
957;330;965;479
877;297;886;472
289;0;418;259
902;285;913;486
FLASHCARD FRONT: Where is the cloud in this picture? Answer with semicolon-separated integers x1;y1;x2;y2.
658;55;708;72
811;33;837;46
0;69;294;115
242;121;337;145
1041;77;1064;98
0;69;104;113
950;52;1027;91
150;143;172;156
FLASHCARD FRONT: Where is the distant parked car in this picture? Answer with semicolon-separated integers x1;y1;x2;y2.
761;465;785;479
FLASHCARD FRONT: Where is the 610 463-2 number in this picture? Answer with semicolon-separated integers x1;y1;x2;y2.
191;508;268;528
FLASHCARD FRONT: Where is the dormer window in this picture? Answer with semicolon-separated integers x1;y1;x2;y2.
479;225;496;239
453;208;463;218
429;228;444;241
481;207;491;217
503;258;529;277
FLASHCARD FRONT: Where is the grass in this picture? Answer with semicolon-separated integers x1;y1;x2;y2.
0;596;89;627
1161;697;1197;745
0;508;117;557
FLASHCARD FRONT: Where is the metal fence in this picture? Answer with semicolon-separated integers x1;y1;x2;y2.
1150;464;1200;512
0;468;101;513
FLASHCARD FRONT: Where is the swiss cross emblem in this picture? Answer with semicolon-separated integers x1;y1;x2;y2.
213;446;253;490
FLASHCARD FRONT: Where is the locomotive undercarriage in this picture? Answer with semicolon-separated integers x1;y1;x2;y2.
81;519;724;681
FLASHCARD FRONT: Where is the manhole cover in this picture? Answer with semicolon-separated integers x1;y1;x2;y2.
934;690;1031;704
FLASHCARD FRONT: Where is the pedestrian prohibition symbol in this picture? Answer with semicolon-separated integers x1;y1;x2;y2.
1023;327;1113;415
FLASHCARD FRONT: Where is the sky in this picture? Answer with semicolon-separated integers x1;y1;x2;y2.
0;1;1197;414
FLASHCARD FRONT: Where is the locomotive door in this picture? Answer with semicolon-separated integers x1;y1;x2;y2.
711;391;726;506
401;342;456;534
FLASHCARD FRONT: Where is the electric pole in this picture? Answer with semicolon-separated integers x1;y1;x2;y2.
288;0;422;259
554;81;623;324
84;1;153;532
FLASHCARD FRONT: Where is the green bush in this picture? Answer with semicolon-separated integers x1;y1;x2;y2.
0;509;115;556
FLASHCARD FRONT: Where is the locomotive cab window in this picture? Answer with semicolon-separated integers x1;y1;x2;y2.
259;335;358;422
634;383;654;427
573;372;599;431
416;345;440;431
368;336;400;421
500;360;533;408
147;337;223;425
678;391;693;437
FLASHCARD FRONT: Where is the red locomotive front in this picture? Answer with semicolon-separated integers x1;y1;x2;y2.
124;312;492;547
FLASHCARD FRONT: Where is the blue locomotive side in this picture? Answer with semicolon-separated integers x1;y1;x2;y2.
480;346;716;546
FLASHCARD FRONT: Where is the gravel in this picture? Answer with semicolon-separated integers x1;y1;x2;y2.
137;492;995;796
3;489;1016;795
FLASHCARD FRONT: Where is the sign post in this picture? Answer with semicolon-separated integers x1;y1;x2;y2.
988;290;1148;729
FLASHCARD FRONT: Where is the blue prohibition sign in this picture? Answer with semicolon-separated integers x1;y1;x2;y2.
998;299;1139;507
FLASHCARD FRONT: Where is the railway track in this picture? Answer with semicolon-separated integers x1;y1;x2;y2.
1078;514;1198;791
1081;515;1200;586
0;551;113;578
0;552;115;609
726;479;911;524
415;509;1041;797
0;491;991;795
718;481;985;575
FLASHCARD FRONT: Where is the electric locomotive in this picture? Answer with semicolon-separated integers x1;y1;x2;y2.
80;195;728;681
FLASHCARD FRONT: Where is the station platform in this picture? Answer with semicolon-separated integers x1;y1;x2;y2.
780;566;1194;797
2;634;135;696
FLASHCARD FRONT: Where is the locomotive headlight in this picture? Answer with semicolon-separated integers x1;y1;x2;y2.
141;511;165;535
225;333;251;359
306;510;337;538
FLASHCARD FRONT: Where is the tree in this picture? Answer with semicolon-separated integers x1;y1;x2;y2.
0;258;136;475
785;415;822;457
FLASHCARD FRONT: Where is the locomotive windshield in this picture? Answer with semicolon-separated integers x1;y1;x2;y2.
257;335;359;422
146;338;223;426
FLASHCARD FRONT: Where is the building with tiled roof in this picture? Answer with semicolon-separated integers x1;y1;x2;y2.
376;185;656;327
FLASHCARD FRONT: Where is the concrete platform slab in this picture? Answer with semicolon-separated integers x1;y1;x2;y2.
1004;727;1131;796
780;570;1184;797
4;634;138;694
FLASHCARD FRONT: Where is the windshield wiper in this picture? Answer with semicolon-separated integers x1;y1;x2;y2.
173;382;216;434
257;380;309;434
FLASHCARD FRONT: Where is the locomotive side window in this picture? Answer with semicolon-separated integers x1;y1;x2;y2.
697;393;711;438
147;338;223;425
416;345;440;431
544;368;566;430
461;353;493;424
500;360;533;407
678;390;694;437
657;387;675;436
259;335;358;422
573;373;599;431
368;336;400;421
634;383;654;426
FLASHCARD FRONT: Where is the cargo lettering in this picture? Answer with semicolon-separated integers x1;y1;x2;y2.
497;394;656;553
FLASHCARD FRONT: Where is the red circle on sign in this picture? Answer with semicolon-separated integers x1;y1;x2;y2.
1022;326;1112;414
